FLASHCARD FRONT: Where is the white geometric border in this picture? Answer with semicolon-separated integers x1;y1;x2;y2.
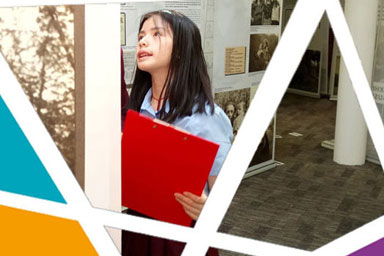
0;0;383;256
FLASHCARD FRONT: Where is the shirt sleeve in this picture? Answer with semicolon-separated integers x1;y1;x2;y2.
185;105;233;177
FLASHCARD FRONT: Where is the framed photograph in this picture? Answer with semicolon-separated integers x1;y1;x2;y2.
288;49;322;98
214;88;274;170
0;6;81;183
283;8;293;31
215;88;250;136
120;12;126;46
248;33;279;73
247;120;274;168
250;0;281;26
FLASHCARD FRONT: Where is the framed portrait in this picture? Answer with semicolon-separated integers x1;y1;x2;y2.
120;12;126;46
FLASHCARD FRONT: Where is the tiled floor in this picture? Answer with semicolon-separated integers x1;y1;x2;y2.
218;93;384;255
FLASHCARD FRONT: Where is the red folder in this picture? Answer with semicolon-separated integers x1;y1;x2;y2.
121;110;219;226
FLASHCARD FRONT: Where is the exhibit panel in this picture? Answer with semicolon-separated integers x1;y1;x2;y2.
120;0;212;86
120;0;282;176
328;40;340;101
282;0;330;98
213;0;282;92
212;0;282;174
287;49;322;97
214;87;276;174
367;0;384;164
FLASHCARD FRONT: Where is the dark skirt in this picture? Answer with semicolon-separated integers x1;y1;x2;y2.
122;209;219;256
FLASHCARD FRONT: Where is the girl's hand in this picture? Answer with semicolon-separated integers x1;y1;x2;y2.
174;191;207;220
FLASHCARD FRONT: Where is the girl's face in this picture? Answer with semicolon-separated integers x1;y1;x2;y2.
136;15;173;75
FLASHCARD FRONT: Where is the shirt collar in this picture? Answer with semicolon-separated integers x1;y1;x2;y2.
140;88;170;118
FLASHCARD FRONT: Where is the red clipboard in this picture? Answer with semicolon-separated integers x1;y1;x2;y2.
121;110;219;226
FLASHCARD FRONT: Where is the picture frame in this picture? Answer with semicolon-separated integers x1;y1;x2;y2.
287;49;322;98
120;12;126;46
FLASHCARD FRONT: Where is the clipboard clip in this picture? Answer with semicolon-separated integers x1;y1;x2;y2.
153;118;191;135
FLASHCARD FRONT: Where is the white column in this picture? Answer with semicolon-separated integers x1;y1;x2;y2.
334;0;378;165
84;4;121;251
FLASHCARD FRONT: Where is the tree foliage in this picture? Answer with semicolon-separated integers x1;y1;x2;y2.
0;6;75;172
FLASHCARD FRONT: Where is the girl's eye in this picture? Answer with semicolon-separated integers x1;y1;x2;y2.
154;31;161;37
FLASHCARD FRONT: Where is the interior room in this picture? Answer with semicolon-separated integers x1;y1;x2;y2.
1;0;383;255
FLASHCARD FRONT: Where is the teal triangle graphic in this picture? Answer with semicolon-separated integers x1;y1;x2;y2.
0;95;66;203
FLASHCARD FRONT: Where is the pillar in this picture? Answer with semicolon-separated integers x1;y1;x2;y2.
334;0;378;165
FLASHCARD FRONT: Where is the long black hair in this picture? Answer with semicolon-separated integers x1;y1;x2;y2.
128;10;214;123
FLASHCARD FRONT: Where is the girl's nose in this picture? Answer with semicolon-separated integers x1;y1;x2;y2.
138;37;148;47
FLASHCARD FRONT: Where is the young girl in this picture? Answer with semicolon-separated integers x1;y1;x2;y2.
123;10;233;256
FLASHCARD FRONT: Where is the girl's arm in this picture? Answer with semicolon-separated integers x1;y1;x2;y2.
174;175;217;221
174;191;207;221
208;176;217;190
175;105;232;221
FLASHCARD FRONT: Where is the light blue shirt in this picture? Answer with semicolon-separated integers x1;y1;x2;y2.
140;88;233;194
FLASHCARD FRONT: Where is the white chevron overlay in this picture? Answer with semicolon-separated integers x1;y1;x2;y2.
1;0;384;256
